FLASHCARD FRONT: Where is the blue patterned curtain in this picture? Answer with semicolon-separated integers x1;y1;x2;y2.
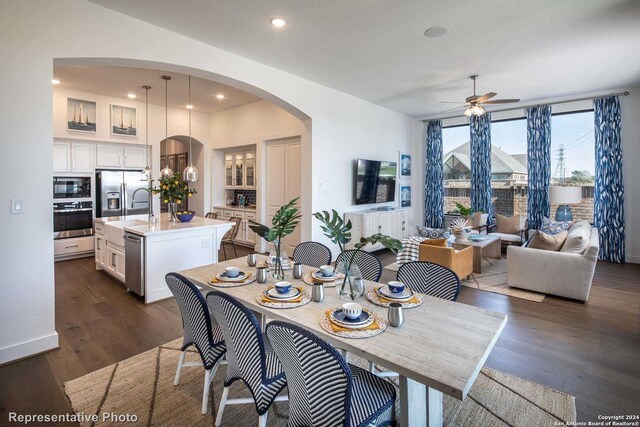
470;114;492;216
424;120;444;228
594;96;625;263
526;105;552;229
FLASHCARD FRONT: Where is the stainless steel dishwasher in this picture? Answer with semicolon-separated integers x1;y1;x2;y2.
123;233;145;296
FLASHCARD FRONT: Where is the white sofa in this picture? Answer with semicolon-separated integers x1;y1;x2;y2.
506;227;599;301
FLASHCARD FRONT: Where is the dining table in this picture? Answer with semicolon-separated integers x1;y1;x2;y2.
178;255;508;427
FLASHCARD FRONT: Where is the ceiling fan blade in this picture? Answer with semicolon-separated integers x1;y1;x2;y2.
465;95;479;103
482;98;521;105
475;92;497;103
440;101;467;104
438;105;467;114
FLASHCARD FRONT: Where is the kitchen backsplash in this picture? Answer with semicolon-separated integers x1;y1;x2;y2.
230;189;256;206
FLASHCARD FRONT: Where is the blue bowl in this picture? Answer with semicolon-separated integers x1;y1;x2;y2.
275;282;292;294
388;281;405;294
176;211;195;222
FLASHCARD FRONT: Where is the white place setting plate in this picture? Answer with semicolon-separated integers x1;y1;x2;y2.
329;308;374;329
215;271;249;282
266;287;302;300
377;286;414;300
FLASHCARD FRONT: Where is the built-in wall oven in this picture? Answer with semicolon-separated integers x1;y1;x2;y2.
53;176;91;200
53;201;94;239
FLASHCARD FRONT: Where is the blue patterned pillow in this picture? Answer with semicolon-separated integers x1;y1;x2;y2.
416;225;451;239
540;217;573;235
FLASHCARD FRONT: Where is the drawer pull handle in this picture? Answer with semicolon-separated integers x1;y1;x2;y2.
65;245;79;248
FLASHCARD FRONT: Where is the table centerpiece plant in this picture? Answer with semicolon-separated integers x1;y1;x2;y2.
313;210;403;300
151;174;196;222
248;197;301;280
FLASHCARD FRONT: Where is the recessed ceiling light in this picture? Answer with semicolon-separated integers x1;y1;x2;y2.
186;104;194;109
51;79;61;85
424;26;448;38
270;18;286;28
216;94;225;100
127;93;137;99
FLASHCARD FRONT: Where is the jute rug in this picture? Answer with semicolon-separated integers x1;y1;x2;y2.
65;338;575;426
384;257;545;303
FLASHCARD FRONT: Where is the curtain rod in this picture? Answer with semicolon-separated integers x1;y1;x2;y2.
419;91;629;122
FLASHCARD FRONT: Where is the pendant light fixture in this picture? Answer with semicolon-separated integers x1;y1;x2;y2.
183;75;198;182
140;85;152;181
160;75;173;178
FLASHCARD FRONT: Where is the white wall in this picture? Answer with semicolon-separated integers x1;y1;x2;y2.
0;0;418;364
52;87;210;216
620;86;640;264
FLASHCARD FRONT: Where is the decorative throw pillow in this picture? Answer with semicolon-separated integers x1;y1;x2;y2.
416;225;451;240
561;221;591;254
540;217;573;235
422;238;447;247
470;212;487;227
528;230;567;251
495;214;522;234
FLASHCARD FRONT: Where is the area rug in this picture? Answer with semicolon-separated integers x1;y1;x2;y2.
64;338;575;426
384;257;546;303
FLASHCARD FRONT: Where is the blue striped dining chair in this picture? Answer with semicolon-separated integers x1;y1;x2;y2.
335;250;383;282
165;273;227;415
206;291;288;427
396;261;461;301
266;321;397;427
292;241;332;268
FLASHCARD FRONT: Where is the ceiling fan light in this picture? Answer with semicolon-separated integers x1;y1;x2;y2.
464;107;473;117
470;105;485;116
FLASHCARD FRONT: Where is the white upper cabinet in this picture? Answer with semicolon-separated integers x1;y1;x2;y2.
70;142;94;172
123;145;147;168
96;144;124;168
224;148;256;189
53;142;71;172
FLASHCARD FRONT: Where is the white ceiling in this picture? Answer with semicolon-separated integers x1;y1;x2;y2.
88;0;640;118
53;65;261;114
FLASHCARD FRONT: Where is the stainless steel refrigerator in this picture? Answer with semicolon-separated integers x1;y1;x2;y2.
95;170;150;218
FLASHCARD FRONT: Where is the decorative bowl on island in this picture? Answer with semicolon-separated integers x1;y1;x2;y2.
176;211;195;222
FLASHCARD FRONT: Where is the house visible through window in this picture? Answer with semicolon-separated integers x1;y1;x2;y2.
441;110;595;223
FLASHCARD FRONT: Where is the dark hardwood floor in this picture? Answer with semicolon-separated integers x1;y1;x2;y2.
1;246;638;425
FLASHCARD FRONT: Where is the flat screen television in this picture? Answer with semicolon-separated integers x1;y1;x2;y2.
354;159;397;205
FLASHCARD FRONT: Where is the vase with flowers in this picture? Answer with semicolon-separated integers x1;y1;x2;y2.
151;174;196;222
313;210;403;300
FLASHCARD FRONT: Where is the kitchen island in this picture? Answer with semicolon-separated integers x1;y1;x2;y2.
95;214;232;303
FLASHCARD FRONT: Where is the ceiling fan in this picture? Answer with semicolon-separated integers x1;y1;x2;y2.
440;75;520;117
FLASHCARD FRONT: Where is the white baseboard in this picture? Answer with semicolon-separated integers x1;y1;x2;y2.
0;332;59;365
625;255;639;264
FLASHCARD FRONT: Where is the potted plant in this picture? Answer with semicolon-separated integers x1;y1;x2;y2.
451;201;484;241
248;197;301;280
151;174;196;222
313;210;403;300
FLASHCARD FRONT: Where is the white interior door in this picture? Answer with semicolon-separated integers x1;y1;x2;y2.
284;138;302;255
265;137;302;256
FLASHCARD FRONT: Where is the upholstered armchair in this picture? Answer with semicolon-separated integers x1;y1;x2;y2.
418;240;473;280
488;214;528;247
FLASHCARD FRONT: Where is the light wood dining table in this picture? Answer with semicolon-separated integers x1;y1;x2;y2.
178;255;507;427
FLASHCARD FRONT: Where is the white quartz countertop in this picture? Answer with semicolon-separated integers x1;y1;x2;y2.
96;214;233;237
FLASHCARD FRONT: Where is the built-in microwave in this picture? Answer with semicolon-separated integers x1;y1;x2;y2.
53;176;91;199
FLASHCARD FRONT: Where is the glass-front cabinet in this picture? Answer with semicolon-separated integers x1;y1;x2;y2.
225;154;234;187
234;153;244;187
245;152;255;187
224;148;256;189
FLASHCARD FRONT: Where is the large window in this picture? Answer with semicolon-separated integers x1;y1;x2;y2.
491;119;528;217
441;110;595;223
442;125;470;214
551;111;595;222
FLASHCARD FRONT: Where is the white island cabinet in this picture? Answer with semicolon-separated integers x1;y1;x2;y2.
95;214;232;304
